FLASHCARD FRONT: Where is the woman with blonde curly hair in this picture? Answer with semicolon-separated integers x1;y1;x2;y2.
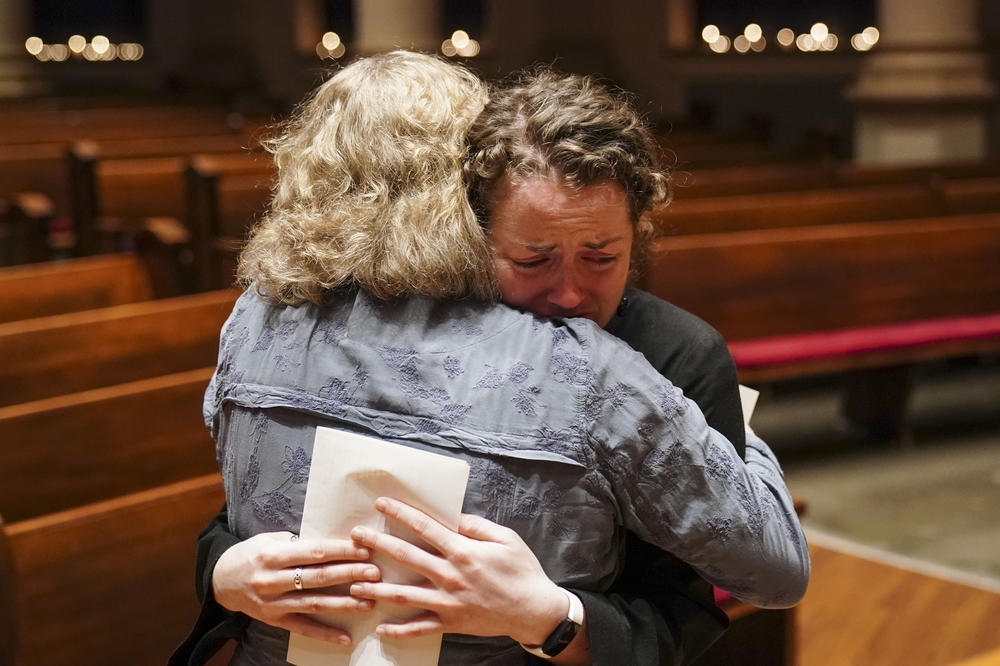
174;51;808;666
239;49;496;305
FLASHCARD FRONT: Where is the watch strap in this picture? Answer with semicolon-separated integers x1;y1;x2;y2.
520;588;584;659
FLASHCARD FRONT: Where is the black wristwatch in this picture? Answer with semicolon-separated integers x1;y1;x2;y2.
520;588;584;659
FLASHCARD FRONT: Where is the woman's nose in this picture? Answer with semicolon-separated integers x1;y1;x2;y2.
547;273;585;310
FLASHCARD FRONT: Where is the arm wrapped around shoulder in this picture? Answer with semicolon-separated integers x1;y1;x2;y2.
598;380;810;610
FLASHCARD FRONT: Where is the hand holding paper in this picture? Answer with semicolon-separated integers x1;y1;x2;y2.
348;497;568;647
287;427;470;666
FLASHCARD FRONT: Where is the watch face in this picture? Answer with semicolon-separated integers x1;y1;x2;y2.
542;617;581;657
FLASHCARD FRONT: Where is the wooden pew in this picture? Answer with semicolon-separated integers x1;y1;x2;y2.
0;367;215;522
0;135;262;265
658;182;945;235
2;474;224;666
639;213;1000;437
0;253;152;323
0;106;256;145
186;154;275;290
672;158;1000;200
0;514;14;666
73;150;271;263
0;288;238;407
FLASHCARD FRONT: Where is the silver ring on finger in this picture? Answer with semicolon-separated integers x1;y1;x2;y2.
293;567;304;591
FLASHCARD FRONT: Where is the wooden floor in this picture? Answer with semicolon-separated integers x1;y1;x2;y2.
798;541;1000;666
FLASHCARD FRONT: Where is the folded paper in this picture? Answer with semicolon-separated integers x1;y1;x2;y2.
287;427;470;666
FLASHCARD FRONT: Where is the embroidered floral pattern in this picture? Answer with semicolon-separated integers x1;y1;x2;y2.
379;347;450;404
316;319;347;345
274;354;302;373
252;490;294;529
507;362;532;384
512;386;541;416
281;446;311;483
251;325;276;352
552;351;594;386
240;448;260;502
473;365;505;389
318;366;368;408
444;355;463;378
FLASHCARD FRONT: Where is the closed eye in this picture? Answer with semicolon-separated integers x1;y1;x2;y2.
512;257;548;268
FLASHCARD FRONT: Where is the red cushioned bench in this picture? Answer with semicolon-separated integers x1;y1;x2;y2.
639;213;1000;440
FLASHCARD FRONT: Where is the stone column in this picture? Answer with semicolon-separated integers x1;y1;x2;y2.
0;0;45;96
848;0;996;164
353;0;442;55
665;0;695;52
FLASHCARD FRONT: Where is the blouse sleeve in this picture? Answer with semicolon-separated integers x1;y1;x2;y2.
598;378;810;609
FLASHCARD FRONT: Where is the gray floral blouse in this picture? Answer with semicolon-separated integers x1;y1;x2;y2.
206;288;809;666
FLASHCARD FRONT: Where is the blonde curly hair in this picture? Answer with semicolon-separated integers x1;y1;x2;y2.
238;50;498;305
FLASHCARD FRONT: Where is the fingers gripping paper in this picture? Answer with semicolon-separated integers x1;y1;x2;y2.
287;427;470;666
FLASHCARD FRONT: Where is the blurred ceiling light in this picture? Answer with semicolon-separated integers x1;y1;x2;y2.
709;35;731;53
851;33;873;51
68;35;86;53
119;43;140;60
83;44;98;61
776;28;795;47
102;44;118;60
744;23;762;43
50;43;69;61
750;37;766;52
92;35;110;54
821;34;838;51
24;36;44;55
330;42;345;58
451;30;470;49
457;38;480;57
701;24;720;44
321;31;341;50
810;22;829;42
861;26;880;45
796;34;816;52
36;45;52;62
733;35;751;53
441;39;457;57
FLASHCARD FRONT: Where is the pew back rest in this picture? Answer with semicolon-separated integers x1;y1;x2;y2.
96;156;188;222
5;475;224;666
657;183;944;235
0;253;152;323
0;514;14;666
639;214;1000;341
0;368;216;522
0;143;71;212
0;288;239;406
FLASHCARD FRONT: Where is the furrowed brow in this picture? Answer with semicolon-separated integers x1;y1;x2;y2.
584;236;624;249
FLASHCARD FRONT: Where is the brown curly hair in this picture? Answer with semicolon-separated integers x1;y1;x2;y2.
464;67;671;276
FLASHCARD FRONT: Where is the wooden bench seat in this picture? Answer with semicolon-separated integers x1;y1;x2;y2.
0;367;216;522
2;474;224;666
0;288;238;406
0;253;152;323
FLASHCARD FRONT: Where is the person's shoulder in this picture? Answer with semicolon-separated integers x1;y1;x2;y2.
626;287;721;336
616;287;729;356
